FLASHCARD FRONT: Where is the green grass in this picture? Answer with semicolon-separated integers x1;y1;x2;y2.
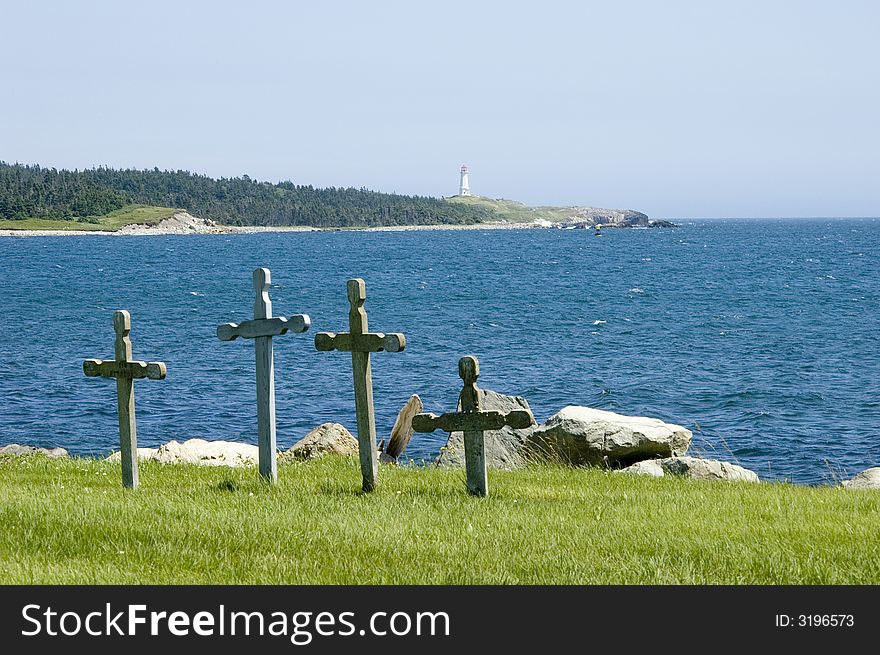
0;204;179;231
446;195;581;223
1;455;878;584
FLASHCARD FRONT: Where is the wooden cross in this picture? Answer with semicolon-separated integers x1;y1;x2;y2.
83;310;167;489
217;267;311;483
315;278;406;492
412;356;534;497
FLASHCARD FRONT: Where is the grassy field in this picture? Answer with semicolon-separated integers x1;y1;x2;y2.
0;204;179;231
1;455;878;585
446;195;580;223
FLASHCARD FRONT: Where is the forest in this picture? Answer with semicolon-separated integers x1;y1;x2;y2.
0;163;493;227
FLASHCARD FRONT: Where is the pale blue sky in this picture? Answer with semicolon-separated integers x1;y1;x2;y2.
1;0;877;217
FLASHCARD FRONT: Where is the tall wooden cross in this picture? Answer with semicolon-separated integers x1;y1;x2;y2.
83;310;167;489
217;267;311;483
412;356;534;497
315;278;406;492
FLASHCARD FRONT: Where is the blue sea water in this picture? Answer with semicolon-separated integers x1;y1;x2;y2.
0;218;877;485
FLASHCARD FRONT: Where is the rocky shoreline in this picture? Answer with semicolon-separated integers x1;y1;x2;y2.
3;390;876;489
0;221;535;237
0;211;677;237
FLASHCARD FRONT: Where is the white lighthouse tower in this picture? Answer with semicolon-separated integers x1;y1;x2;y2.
459;164;471;196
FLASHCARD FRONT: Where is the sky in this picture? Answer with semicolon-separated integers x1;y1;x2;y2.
1;0;877;218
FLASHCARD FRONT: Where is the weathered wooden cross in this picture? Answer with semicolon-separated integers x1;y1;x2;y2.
315;278;406;492
217;267;311;483
412;356;534;497
83;310;167;489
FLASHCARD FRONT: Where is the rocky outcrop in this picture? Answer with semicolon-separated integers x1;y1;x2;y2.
620;456;759;482
554;208;650;228
284;423;359;461
107;438;258;467
648;220;678;228
526;406;691;467
0;444;69;458
841;467;880;490
115;212;224;235
435;389;535;470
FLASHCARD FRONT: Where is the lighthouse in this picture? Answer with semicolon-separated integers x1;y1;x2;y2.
459;164;471;196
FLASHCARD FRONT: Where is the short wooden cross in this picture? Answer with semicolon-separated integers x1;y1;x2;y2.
412;356;534;497
83;310;167;489
217;267;311;483
315;278;406;492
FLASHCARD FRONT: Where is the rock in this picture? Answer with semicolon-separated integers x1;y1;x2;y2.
106;439;258;467
526;406;691;467
648;220;678;228
115;211;222;235
620;456;759;482
841;467;880;490
0;443;69;458
173;439;258;466
561;207;649;227
153;440;201;465
435;389;535;470
383;394;423;462
285;423;359;461
621;459;665;477
106;447;158;462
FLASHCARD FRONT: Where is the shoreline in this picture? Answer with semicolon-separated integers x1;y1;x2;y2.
0;221;540;237
4;440;876;489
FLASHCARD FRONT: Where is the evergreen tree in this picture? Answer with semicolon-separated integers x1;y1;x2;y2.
0;162;493;227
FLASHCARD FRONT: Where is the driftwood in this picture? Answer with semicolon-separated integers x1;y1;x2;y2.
382;394;423;461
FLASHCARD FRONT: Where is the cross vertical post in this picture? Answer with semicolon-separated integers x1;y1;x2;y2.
411;355;534;497
83;310;167;489
315;278;406;492
349;280;378;492
253;268;277;483
458;356;487;496
114;311;138;489
217;268;311;483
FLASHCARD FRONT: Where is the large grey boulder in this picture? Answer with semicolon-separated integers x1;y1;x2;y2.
0;444;69;458
107;439;258;467
526;406;691;467
621;456;759;482
435;389;535;470
841;467;880;490
285;423;359;461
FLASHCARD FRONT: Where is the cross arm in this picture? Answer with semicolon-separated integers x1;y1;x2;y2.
83;359;167;380
314;331;406;353
412;409;534;433
217;314;311;341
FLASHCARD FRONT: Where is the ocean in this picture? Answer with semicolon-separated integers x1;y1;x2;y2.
1;218;877;484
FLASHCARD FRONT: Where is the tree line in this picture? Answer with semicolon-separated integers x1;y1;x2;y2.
0;164;126;220
0;163;493;227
